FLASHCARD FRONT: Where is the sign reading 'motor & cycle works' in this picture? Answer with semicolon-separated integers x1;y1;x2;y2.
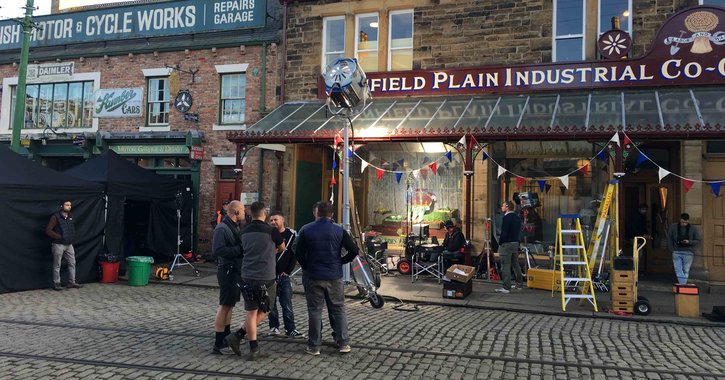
0;0;266;51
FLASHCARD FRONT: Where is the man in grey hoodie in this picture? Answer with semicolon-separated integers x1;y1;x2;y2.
667;213;701;285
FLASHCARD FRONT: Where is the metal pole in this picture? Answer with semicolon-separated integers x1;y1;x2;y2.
342;118;351;281
10;0;35;153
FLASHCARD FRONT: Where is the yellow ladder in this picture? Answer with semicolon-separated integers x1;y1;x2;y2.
554;215;598;312
586;180;617;274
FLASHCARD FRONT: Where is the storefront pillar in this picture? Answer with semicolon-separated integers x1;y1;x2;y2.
235;143;242;201
463;137;475;240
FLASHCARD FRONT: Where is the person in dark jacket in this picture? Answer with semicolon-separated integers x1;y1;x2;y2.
293;201;359;356
45;201;81;291
495;200;523;294
441;220;466;271
667;213;701;284
211;200;231;229
266;211;304;338
211;200;245;355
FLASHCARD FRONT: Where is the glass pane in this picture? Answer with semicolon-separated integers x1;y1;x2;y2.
324;18;345;53
390;12;413;47
455;97;498;130
624;91;660;127
600;0;630;33
83;81;93;128
588;92;622;128
25;85;39;128
487;95;529;130
556;0;583;36
357;51;378;73
427;99;476;131
555;38;583;62
390;49;413;71
222;99;245;124
357;14;379;51
38;84;53;129
657;90;696;126
271;103;326;132
346;100;397;135
553;94;588;128
370;100;419;132
68;83;82;129
692;88;725;126
519;95;558;130
247;103;307;131
290;104;335;133
52;83;68;128
401;99;446;132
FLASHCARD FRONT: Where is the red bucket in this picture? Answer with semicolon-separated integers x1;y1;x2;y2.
99;261;120;283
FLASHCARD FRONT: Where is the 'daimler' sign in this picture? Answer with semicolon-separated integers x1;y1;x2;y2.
0;0;266;51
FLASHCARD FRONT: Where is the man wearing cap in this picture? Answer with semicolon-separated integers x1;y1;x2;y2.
440;220;467;272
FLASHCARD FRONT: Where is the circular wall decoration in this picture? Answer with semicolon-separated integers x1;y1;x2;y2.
598;30;632;59
174;90;193;113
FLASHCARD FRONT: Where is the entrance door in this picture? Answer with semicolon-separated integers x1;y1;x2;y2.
646;183;676;275
216;181;236;210
704;160;725;281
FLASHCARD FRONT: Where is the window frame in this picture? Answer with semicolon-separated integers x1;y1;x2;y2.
322;15;346;71
146;76;170;127
597;0;633;38
552;0;587;62
218;72;247;125
9;80;94;131
699;0;725;4
388;9;414;71
354;12;379;73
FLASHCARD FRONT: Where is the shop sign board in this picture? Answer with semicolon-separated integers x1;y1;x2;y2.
27;62;74;82
241;192;258;205
94;87;143;117
109;145;190;155
0;0;267;51
319;6;725;98
190;145;204;160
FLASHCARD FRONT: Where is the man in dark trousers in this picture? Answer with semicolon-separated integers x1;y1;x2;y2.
211;200;245;355
45;200;81;290
495;200;523;294
294;201;359;356
226;201;285;360
267;211;304;338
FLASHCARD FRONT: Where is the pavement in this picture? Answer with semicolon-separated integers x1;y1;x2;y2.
145;261;725;326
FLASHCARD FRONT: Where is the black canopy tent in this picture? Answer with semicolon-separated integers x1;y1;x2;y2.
0;146;105;293
65;150;191;265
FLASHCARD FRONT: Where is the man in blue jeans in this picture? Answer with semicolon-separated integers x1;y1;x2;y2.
267;211;304;338
495;200;523;294
294;201;359;355
667;213;701;284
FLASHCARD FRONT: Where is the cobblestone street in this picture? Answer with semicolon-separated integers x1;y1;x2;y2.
0;283;723;379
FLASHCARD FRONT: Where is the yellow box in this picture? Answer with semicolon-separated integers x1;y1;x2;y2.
611;271;635;285
526;268;561;291
611;292;635;302
675;293;700;318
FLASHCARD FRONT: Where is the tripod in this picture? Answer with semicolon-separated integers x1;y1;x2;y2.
168;205;200;280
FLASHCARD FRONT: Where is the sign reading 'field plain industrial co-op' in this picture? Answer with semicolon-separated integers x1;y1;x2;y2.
0;0;266;51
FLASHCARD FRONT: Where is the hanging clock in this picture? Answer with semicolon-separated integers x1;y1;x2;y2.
174;90;193;113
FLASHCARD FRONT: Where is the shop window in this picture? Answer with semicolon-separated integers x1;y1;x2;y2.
700;0;725;5
388;10;413;71
220;73;246;124
146;77;170;126
355;13;379;73
706;141;725;154
599;0;632;39
9;80;94;130
322;16;346;70
219;167;238;180
553;0;585;62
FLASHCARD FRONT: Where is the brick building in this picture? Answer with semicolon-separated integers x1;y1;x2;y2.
0;0;284;255
230;0;725;285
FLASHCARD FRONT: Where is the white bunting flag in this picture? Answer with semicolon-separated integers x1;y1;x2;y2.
497;165;507;179
412;169;420;179
559;175;569;189
658;167;670;182
610;133;620;147
457;135;466;147
361;160;369;173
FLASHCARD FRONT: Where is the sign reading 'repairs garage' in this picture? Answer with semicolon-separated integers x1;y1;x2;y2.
0;0;267;51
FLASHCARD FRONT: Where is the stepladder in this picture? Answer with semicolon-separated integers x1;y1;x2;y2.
553;215;598;312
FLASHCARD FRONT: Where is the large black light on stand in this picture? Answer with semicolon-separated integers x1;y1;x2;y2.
322;58;383;308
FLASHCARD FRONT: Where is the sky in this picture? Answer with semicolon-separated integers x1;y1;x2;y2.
2;0;134;19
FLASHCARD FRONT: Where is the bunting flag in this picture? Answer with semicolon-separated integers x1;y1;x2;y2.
596;150;608;162
445;151;453;162
481;152;488;162
683;178;695;193
559;175;569;189
658;167;670;182
361;160;369;173
331;158;337;170
376;168;385;181
334;134;343;146
429;162;438;175
497;165;506;179
635;151;648;167
396;159;405;169
611;133;620;147
457;135;466;147
537;180;546;192
580;164;589;176
422;156;431;164
330;177;337;186
392;161;400;171
395;172;403;184
413;169;420;179
545;184;552;193
711;182;722;197
623;135;631;147
347;148;354;158
516;176;525;189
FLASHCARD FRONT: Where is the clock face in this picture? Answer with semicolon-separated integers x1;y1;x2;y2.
174;90;193;113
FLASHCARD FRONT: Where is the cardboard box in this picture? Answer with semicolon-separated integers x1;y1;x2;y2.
442;279;472;299
675;293;700;318
445;264;476;283
526;268;561;291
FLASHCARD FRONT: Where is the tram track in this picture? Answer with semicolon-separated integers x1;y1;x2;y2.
0;318;722;378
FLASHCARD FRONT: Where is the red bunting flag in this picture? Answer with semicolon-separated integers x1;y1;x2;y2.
623;135;632;147
334;134;343;147
516;176;525;189
429;162;437;175
376;168;385;181
581;163;589;176
683;178;695;193
330;177;337;186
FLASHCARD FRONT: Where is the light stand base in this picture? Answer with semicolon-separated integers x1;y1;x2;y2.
168;253;200;280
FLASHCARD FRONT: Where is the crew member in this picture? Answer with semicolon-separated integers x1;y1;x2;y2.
211;200;231;229
495;201;523;293
294;201;359;356
439;220;466;271
267;211;304;338
45;201;82;291
667;213;701;285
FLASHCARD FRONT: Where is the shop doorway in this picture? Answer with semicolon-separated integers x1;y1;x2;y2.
294;145;323;229
123;200;153;259
704;160;725;282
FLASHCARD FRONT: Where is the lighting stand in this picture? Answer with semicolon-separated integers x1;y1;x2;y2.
168;203;200;280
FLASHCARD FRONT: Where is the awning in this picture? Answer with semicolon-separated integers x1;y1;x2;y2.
230;87;724;143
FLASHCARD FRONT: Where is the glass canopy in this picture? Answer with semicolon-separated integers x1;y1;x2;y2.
244;87;723;138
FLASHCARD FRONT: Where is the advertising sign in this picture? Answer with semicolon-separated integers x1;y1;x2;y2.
0;0;267;51
27;62;74;81
190;145;204;160
94;87;143;117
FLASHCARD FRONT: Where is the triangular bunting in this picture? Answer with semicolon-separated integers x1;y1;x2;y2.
395;172;403;184
481;152;488;162
330;177;337;186
635;151;648;167
683;178;695;193
412;169;420;179
376;168;385;181
596;150;608;162
658;167;670;183
545;184;552;193
361;160;369;173
711;182;722;197
331;158;337;170
580;163;589;176
516;176;525;189
497;165;506;179
537;180;546;192
429;162;438;175
457;135;466;147
334;134;343;146
623;135;631;147
348;148;354;158
610;133;620;147
445;151;452;162
559;175;569;189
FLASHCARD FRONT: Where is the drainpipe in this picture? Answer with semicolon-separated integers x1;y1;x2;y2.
235;144;243;201
258;148;265;198
275;151;284;212
280;0;288;103
463;138;475;241
261;42;267;114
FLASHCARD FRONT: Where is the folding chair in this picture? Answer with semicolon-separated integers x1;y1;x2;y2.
412;248;443;284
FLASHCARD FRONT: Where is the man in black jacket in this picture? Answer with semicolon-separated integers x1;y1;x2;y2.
211;200;245;355
495;201;523;294
266;211;304;338
45;201;81;291
294;201;359;356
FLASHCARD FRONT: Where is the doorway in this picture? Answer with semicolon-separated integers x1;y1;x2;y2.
704;159;725;282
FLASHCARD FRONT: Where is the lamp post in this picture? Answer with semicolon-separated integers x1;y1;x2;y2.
10;0;36;153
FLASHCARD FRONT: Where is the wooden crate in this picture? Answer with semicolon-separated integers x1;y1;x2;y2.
611;291;635;302
611;284;635;293
611;300;634;313
611;270;635;285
